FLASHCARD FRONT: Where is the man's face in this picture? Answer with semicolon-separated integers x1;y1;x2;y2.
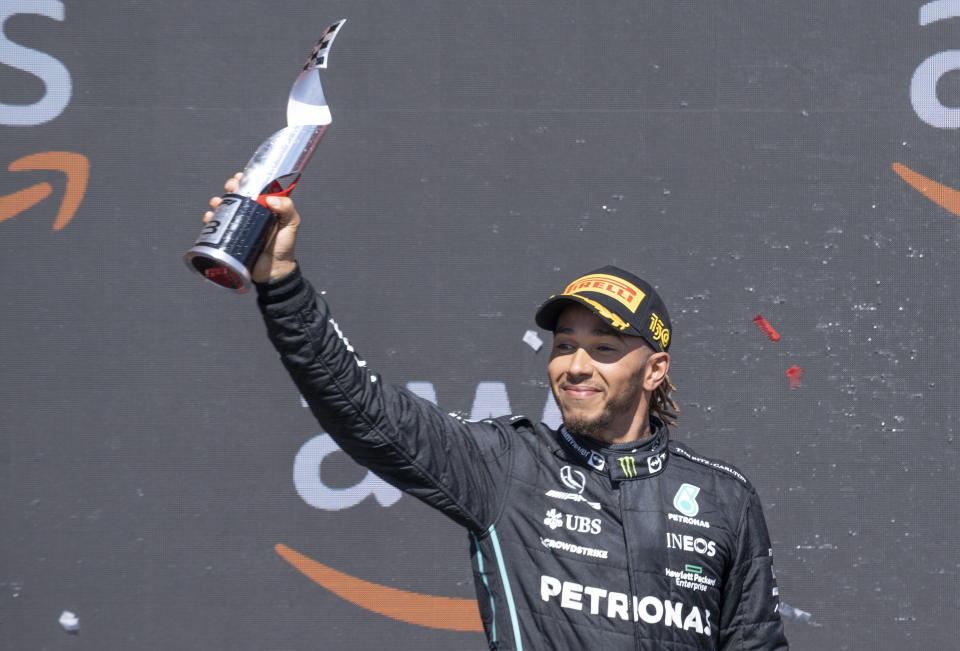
548;303;662;442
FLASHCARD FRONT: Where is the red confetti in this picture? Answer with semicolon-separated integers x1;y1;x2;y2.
752;315;781;342
786;365;803;388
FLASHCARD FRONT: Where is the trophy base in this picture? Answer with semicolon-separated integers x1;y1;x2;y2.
183;245;252;293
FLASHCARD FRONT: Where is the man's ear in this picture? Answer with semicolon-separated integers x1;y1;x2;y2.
643;352;671;391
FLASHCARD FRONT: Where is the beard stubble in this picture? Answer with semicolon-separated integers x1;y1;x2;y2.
556;371;645;440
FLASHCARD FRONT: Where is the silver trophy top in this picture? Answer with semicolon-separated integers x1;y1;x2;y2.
236;20;346;198
287;19;346;127
185;19;347;293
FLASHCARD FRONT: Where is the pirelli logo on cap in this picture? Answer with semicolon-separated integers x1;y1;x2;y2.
564;274;646;313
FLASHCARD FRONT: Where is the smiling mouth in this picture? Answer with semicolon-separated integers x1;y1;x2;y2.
561;385;602;399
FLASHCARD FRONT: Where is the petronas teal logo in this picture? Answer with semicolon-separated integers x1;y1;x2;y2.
673;483;701;517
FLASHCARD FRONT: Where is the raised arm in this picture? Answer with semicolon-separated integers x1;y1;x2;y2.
202;179;514;532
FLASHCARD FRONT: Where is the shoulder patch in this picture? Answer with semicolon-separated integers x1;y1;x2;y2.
496;414;533;430
670;442;751;486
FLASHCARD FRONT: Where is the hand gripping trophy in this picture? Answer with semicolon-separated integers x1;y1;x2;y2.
184;20;346;293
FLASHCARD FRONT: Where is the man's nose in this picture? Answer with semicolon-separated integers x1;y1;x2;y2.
566;347;594;379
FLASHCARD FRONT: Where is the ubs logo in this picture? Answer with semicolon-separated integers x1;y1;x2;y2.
544;508;602;535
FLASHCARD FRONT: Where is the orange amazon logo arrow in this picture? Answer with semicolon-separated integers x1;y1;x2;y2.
892;163;960;217
275;543;483;632
0;151;89;230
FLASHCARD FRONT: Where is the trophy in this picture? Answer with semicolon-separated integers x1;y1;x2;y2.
184;20;346;293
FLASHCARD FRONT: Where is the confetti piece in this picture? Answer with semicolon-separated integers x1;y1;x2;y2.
779;602;819;626
523;330;544;352
59;610;79;633
752;315;781;342
786;365;803;388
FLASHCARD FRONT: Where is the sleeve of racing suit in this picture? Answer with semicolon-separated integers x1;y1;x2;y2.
255;266;512;534
717;488;789;650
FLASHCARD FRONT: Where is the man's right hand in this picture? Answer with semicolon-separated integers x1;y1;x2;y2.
203;172;301;284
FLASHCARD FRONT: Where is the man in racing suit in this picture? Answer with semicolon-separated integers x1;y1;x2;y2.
205;177;788;650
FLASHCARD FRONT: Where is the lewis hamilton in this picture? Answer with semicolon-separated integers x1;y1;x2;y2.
205;176;789;650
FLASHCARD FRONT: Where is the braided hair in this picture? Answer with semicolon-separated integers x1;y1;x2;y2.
651;374;679;427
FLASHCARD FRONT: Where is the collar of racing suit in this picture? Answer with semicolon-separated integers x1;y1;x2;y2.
553;417;670;481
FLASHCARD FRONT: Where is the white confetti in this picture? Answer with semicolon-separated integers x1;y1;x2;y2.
779;602;819;626
522;330;543;352
59;610;79;633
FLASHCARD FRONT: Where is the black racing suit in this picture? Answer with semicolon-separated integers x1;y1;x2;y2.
257;267;789;651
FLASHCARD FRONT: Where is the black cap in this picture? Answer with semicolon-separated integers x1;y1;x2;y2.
535;266;672;352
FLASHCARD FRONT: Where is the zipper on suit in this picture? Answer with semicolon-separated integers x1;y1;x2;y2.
618;481;643;651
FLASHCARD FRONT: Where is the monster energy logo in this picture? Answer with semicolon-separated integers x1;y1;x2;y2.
618;456;638;478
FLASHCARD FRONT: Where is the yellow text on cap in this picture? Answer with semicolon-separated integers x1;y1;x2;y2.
563;274;646;313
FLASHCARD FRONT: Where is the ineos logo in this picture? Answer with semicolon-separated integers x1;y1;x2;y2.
667;533;717;558
560;465;586;494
